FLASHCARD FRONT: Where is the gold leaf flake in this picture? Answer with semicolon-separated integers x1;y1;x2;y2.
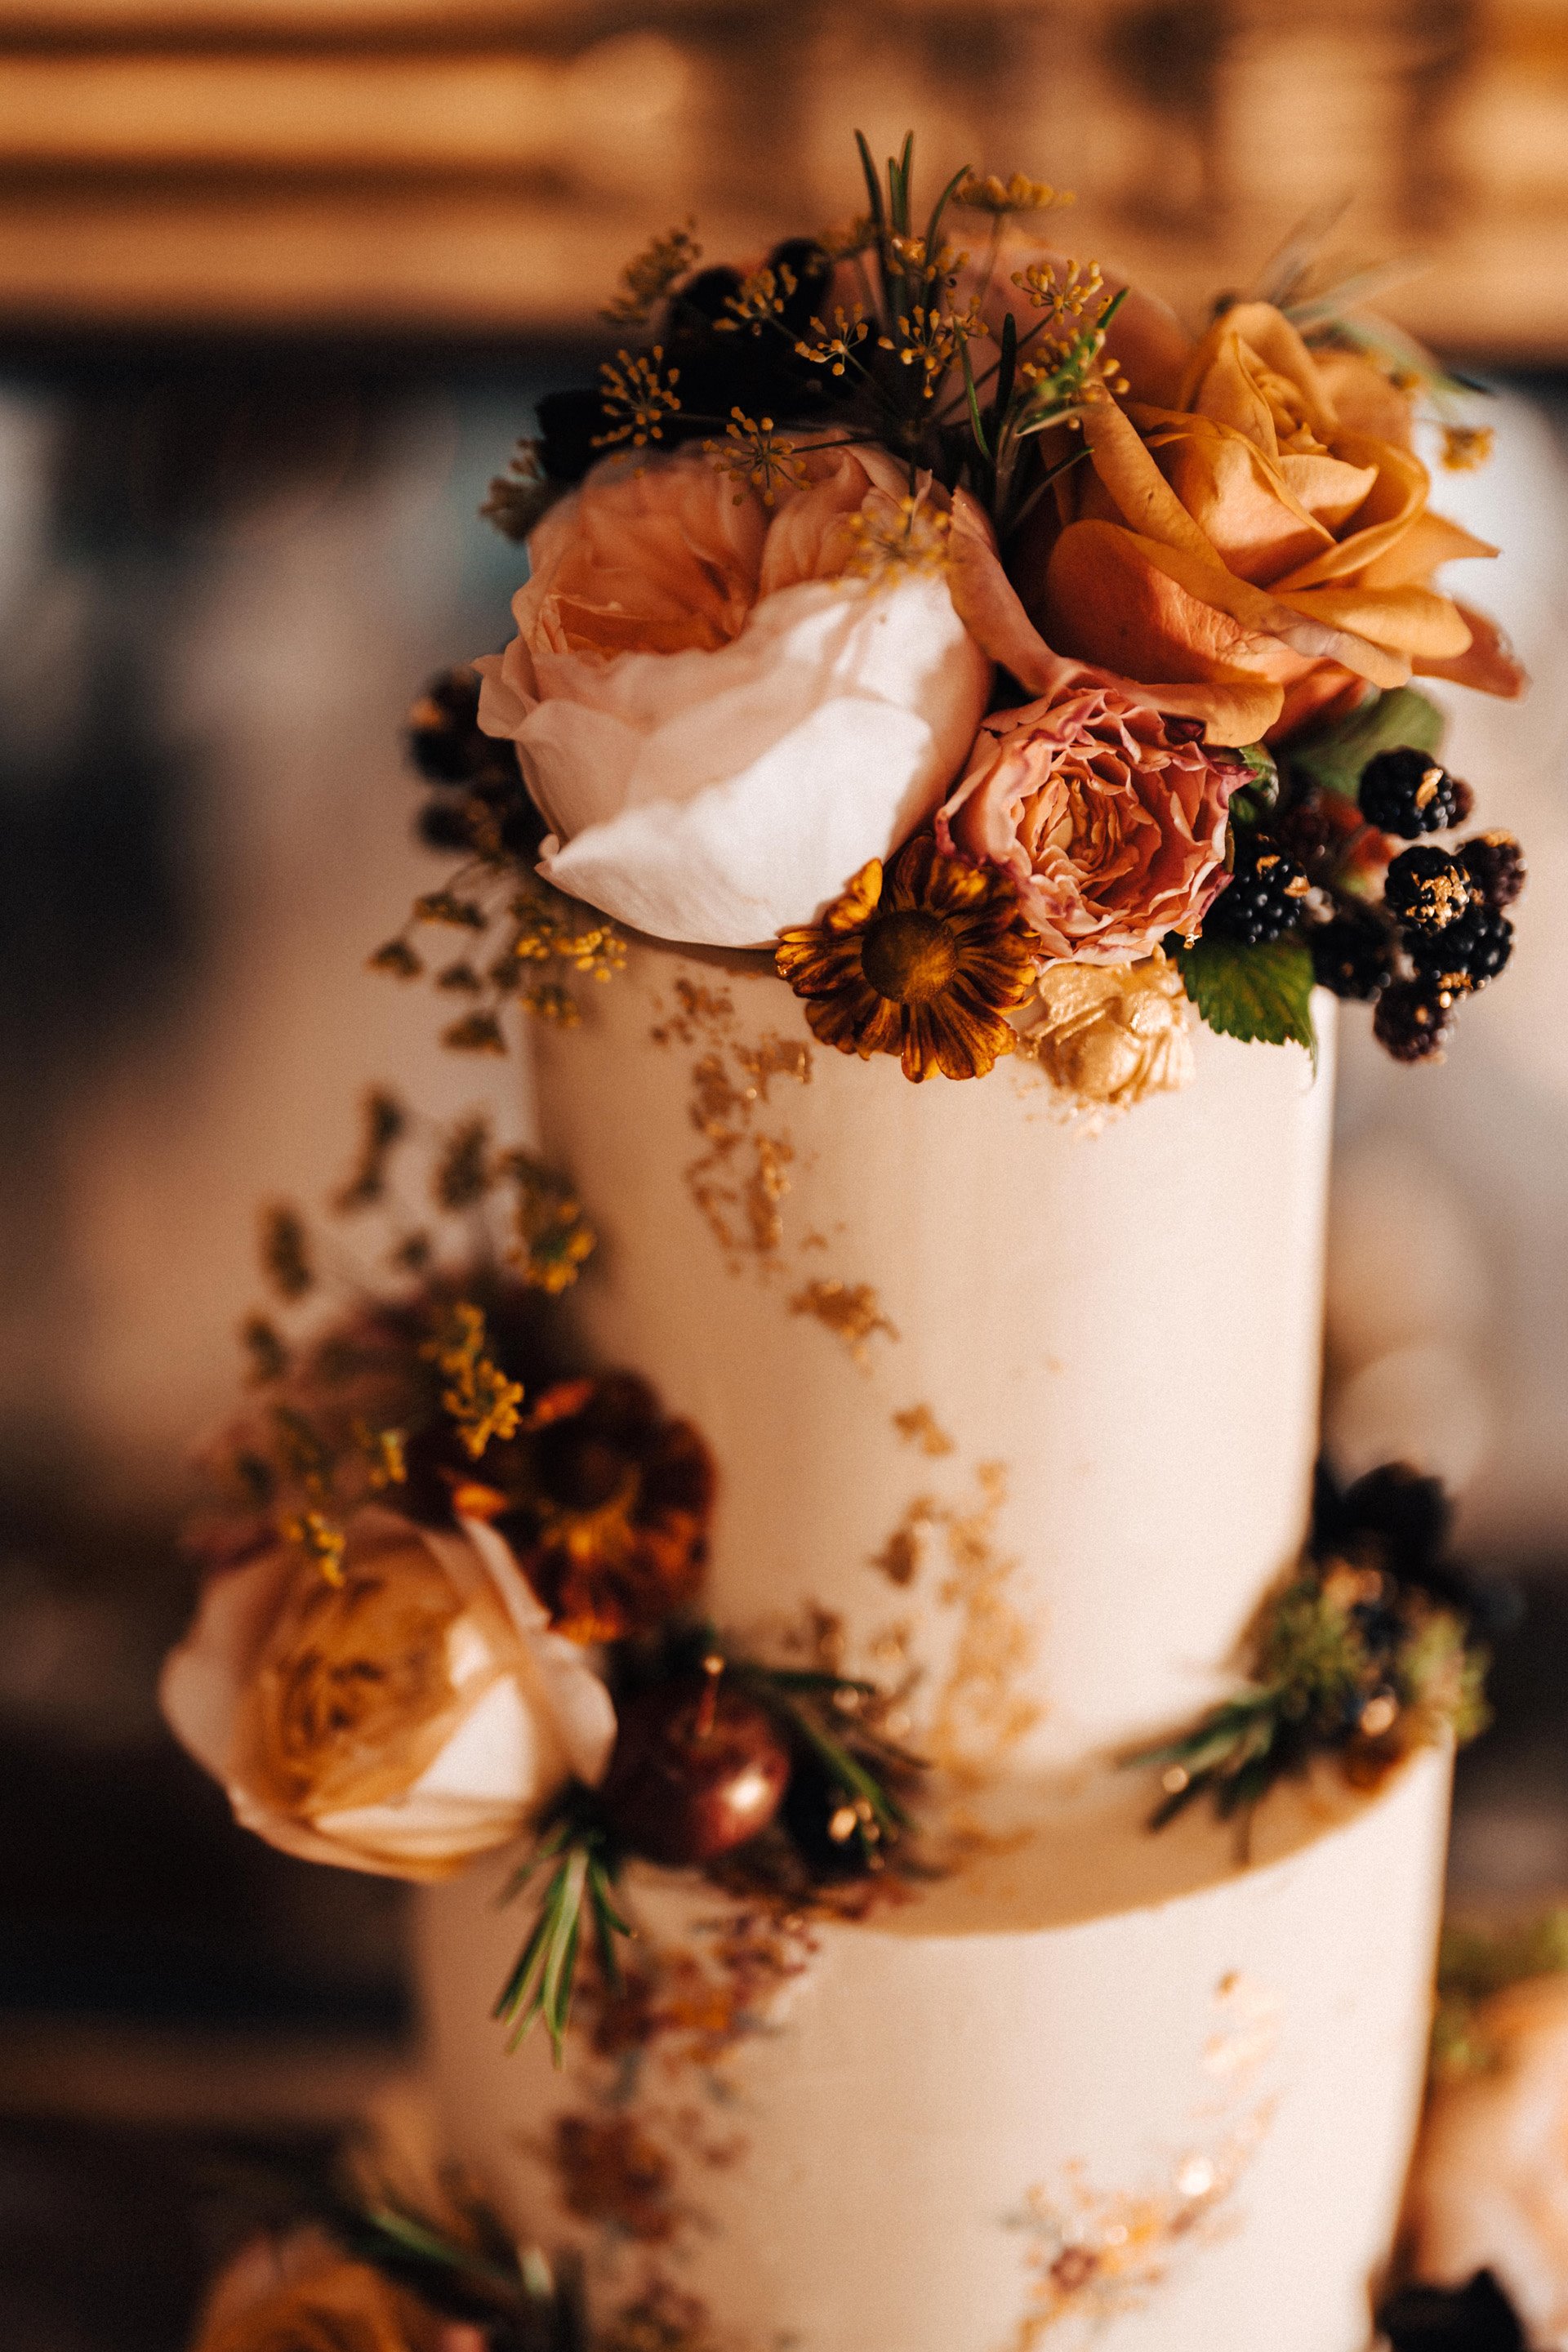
788;1278;898;1363
893;1403;955;1457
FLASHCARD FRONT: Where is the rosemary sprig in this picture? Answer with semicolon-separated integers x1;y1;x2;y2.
493;1813;630;2065
731;1655;923;1859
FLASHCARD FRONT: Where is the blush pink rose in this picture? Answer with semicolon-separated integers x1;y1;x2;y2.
937;684;1236;962
474;443;1012;950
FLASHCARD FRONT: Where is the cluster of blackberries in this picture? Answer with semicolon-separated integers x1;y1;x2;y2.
406;666;544;861
1359;746;1520;1061
1298;742;1522;1065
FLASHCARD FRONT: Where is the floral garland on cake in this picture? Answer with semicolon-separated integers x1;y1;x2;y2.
1131;1461;1491;1835
379;131;1527;1101
161;1094;922;2061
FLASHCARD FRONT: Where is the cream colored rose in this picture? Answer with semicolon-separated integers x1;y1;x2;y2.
474;443;996;948
160;1506;615;1881
1405;1971;1568;2347
1013;952;1194;1112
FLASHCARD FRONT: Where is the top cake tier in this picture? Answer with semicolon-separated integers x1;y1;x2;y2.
532;942;1334;1780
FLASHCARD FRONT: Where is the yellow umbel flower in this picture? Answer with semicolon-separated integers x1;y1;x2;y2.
956;171;1073;216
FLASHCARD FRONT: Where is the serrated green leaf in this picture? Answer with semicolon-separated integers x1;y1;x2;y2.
1174;933;1316;1054
1286;685;1446;802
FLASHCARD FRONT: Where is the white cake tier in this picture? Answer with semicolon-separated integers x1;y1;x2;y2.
531;943;1336;1775
419;1744;1452;2352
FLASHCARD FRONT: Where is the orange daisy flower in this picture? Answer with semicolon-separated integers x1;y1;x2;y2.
775;834;1036;1082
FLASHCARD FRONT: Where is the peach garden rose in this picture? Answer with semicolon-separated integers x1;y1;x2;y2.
474;443;1004;948
160;1504;616;1880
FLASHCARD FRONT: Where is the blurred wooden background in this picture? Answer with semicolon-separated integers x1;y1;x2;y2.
0;0;1566;353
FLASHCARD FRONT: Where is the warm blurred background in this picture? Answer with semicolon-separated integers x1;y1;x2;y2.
2;4;1566;2344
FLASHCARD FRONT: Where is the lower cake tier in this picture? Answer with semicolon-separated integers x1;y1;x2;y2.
418;1745;1451;2352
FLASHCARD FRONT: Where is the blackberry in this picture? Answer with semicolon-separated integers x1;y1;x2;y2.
1383;844;1473;935
1307;902;1394;1001
1409;902;1514;993
1205;835;1309;946
417;796;480;853
1372;978;1453;1063
407;665;514;791
1341;1463;1451;1579
1459;829;1526;911
1357;746;1473;836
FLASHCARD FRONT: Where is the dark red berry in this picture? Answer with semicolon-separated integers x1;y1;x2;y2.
1307;903;1395;1001
1205;835;1310;946
1358;746;1471;836
1373;978;1453;1063
597;1673;791;1868
1459;830;1526;911
1383;844;1473;934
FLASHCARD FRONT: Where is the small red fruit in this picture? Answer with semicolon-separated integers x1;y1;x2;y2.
599;1665;791;1867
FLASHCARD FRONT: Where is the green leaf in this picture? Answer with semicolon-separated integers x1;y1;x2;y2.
923;162;969;265
1233;742;1280;812
1286;685;1445;802
1174;933;1316;1054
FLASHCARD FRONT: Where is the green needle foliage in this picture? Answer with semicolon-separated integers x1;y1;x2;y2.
494;1813;630;2065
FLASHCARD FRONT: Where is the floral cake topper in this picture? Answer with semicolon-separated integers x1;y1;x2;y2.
390;130;1526;1096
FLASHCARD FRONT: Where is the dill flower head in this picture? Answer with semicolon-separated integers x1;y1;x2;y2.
775;833;1036;1084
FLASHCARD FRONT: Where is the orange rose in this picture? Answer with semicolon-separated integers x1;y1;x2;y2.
193;2252;466;2352
1009;301;1522;746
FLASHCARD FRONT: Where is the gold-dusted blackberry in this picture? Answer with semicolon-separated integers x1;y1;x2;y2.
1358;746;1473;837
1205;834;1310;946
1383;844;1473;935
1372;978;1454;1063
1459;830;1526;911
1408;904;1514;993
1307;903;1395;1001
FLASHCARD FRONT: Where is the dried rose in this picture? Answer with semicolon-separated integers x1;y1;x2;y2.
1014;952;1194;1111
938;683;1235;962
160;1505;615;1879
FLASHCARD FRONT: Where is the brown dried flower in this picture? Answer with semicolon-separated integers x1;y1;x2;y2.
775;834;1036;1083
492;1372;715;1642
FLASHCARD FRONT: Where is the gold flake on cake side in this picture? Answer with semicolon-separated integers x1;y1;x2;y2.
927;1462;1041;1782
787;1277;898;1362
892;1402;956;1457
648;976;813;1271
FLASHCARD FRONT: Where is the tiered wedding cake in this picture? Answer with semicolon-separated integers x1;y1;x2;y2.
159;135;1529;2352
419;954;1449;2352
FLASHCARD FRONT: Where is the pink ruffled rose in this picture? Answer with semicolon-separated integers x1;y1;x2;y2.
474;443;1012;949
937;683;1236;963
